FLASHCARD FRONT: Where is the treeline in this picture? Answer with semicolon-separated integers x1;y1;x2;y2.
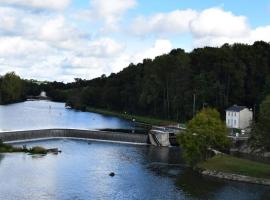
0;72;41;104
2;41;270;122
46;41;270;122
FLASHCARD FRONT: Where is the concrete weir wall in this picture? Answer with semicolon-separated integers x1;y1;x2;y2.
0;129;149;144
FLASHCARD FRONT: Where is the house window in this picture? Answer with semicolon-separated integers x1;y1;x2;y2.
234;120;236;126
228;119;230;125
231;119;233;126
234;112;236;116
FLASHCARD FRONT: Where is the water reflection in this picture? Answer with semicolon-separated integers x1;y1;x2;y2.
176;168;225;199
0;154;4;164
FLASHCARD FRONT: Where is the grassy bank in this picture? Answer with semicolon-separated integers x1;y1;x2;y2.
85;107;179;126
197;154;270;179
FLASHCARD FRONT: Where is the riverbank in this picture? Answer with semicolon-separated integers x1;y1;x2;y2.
197;154;270;185
85;107;180;126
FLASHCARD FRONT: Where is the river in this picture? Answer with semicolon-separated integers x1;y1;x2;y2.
0;101;269;200
0;100;134;131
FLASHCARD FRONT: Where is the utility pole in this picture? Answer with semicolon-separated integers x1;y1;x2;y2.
193;93;196;117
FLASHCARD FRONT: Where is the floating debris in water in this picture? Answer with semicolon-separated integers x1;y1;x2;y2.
109;172;115;177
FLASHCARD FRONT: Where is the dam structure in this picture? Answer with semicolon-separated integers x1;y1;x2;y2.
0;129;149;145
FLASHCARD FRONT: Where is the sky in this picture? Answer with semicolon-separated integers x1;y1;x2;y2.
0;0;270;82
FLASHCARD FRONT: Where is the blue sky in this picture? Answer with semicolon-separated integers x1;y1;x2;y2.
0;0;270;82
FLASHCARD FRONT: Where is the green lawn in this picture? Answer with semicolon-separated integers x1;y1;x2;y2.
197;154;270;179
86;107;181;126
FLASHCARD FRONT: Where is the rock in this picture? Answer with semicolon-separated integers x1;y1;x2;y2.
109;172;115;177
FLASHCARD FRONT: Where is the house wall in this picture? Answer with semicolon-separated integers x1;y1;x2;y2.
239;109;253;129
226;111;239;128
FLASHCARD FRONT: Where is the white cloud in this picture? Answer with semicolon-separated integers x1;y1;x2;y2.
250;26;270;42
76;0;137;31
110;39;173;73
0;36;53;56
130;7;270;48
39;16;80;42
132;39;173;62
131;9;198;36
0;4;128;82
0;0;70;10
190;8;249;38
131;7;250;38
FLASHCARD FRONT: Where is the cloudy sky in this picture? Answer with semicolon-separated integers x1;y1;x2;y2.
0;0;270;82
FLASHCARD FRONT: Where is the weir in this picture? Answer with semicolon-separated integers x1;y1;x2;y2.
0;129;149;144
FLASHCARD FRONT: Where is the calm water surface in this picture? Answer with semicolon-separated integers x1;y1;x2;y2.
0;100;133;131
0;139;269;200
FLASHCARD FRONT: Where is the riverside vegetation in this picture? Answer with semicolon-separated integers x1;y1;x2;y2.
0;139;53;155
178;108;270;182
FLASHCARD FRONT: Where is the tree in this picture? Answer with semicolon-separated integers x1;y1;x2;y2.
250;95;270;151
0;72;25;104
178;108;230;166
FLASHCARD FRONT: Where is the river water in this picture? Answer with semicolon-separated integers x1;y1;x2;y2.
0;139;269;200
0;100;134;131
0;101;270;199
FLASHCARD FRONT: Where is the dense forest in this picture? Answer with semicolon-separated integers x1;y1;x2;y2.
1;41;270;123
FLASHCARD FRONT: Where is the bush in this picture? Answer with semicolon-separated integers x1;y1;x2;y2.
29;146;48;154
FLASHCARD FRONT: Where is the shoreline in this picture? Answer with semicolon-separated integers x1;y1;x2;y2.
197;154;270;186
85;107;180;126
200;169;270;186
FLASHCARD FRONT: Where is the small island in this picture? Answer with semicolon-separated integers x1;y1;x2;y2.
0;139;60;155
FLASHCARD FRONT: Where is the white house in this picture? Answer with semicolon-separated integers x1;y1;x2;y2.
226;105;253;129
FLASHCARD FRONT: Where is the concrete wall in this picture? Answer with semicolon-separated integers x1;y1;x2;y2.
0;129;149;144
239;108;253;129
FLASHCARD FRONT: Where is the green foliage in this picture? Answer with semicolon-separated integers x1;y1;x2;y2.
178;108;230;166
0;72;49;105
0;72;25;104
250;95;270;151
